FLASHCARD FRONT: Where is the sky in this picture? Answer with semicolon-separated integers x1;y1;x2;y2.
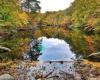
39;0;74;13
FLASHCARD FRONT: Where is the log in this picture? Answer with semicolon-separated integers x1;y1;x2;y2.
0;46;11;52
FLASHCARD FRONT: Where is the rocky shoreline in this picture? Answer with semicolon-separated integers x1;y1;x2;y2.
0;60;100;80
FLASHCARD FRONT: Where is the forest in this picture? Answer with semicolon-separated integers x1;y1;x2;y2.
0;0;100;80
0;0;100;60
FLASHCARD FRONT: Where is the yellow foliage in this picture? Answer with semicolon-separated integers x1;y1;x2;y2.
85;36;94;43
34;30;43;38
85;36;96;52
18;12;29;22
88;17;95;26
83;60;100;68
12;11;29;26
18;38;30;53
34;27;69;39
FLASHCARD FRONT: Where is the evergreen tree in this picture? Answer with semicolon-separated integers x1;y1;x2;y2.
20;0;41;13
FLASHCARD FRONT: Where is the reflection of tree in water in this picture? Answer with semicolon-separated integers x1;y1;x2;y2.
27;39;42;61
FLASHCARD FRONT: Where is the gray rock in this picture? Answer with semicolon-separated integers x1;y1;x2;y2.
88;78;100;80
87;52;100;61
0;46;11;52
0;74;14;80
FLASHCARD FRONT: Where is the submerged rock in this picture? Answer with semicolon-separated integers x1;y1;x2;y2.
0;74;14;80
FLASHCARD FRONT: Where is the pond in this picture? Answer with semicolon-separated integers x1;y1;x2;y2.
18;37;78;80
38;37;76;61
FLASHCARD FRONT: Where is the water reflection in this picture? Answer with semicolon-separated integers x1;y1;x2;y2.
38;37;76;61
19;37;77;80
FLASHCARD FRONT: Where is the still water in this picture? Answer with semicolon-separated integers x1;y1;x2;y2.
19;37;77;80
38;37;76;61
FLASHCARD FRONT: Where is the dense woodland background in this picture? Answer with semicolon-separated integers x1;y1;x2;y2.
0;0;100;60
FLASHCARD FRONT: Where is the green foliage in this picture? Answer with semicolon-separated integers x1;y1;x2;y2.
0;0;41;60
33;0;100;56
0;0;29;30
67;0;100;27
0;0;100;60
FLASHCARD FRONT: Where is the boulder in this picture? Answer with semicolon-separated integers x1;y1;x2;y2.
0;74;14;80
87;52;100;62
0;46;11;52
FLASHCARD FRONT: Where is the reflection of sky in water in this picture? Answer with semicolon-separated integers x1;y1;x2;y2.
38;37;76;61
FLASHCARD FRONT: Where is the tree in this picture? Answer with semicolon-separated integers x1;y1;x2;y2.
20;0;41;13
